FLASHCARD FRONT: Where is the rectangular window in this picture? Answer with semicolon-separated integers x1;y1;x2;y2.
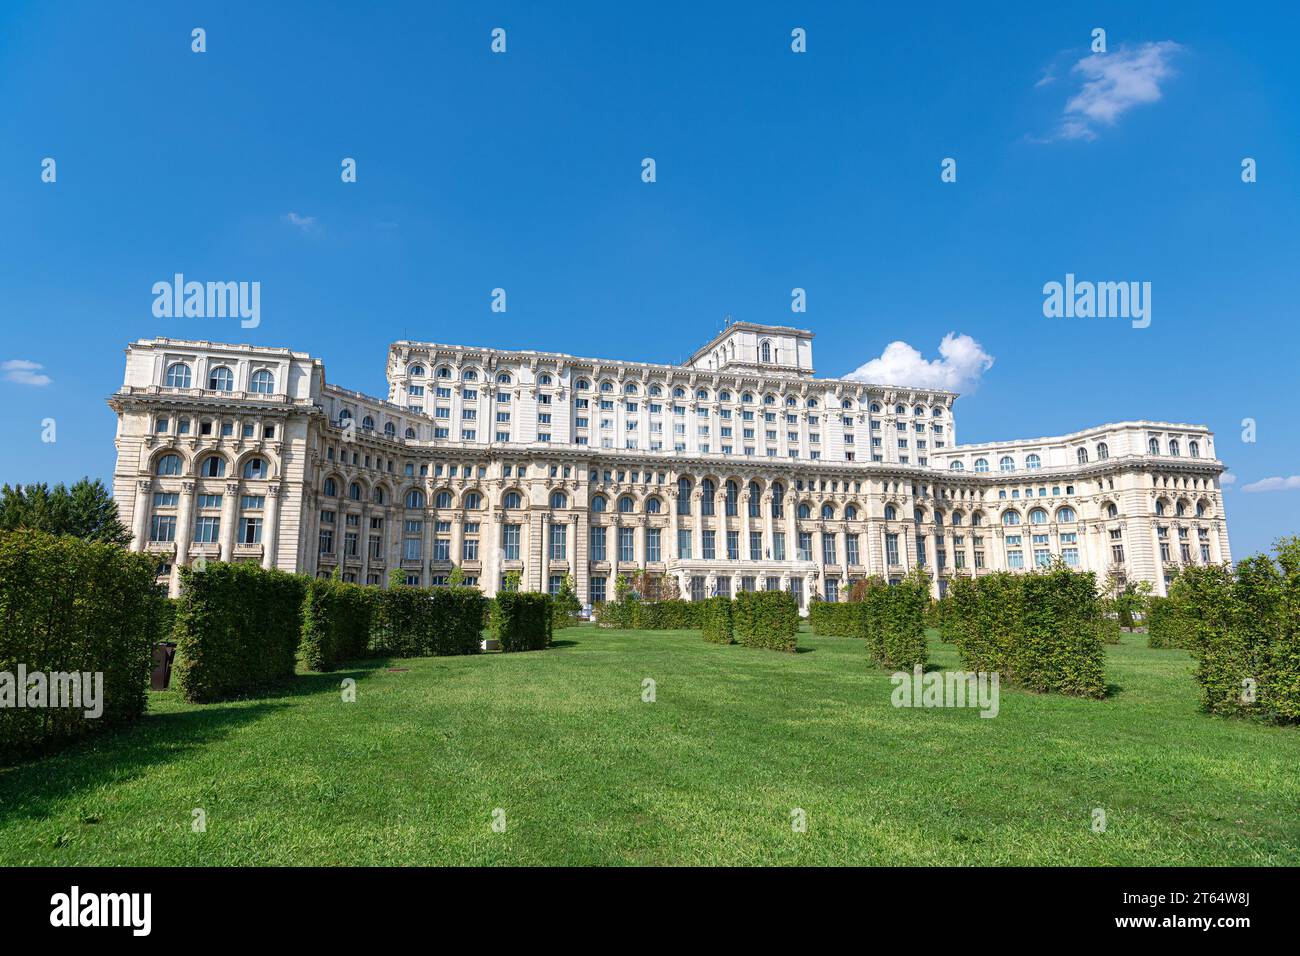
798;532;813;562
237;516;262;545
689;576;706;602
618;526;635;563
825;578;839;602
463;538;479;561
549;574;564;596
150;514;176;542
591;576;607;603
885;533;900;566
645;527;660;563
549;523;567;560
194;516;220;543
434;538;450;561
702;530;716;560
404;536;422;561
846;534;860;566
590;525;607;561
773;532;786;561
750;531;763;561
319;528;334;554
677;529;692;560
822;534;836;566
727;530;739;561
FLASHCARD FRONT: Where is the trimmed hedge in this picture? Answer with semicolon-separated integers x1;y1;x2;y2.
809;601;861;637
173;562;307;703
0;529;163;760
945;565;1106;699
301;578;376;671
595;599;703;630
861;569;930;670
700;595;734;644
370;585;484;658
493;591;553;652
1145;596;1188;649
732;590;799;652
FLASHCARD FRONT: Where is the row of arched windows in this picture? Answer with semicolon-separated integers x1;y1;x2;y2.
165;362;275;394
156;452;268;480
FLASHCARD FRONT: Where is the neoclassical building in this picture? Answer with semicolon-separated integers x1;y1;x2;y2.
108;323;1231;607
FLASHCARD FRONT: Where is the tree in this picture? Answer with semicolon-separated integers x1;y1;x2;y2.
0;478;130;546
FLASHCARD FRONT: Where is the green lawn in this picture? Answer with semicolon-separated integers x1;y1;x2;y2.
2;627;1298;865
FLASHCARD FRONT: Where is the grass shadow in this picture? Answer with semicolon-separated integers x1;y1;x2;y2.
0;700;289;824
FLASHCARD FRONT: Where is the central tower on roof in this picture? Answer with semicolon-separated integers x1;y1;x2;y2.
683;321;815;377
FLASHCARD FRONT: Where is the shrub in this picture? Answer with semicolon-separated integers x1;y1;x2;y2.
593;598;634;628
173;562;306;703
809;601;861;637
493;591;553;652
370;585;484;658
1187;558;1276;719
594;599;701;630
866;568;929;670
732;590;798;652
700;596;734;644
0;529;164;760
1145;596;1188;649
300;578;376;671
552;575;581;629
945;565;1105;699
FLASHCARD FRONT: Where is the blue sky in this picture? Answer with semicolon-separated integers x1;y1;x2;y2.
2;1;1297;558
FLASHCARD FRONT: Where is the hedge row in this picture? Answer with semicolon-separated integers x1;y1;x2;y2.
808;601;861;637
594;599;703;630
700;596;734;644
1170;541;1300;723
173;562;306;703
860;570;930;670
1145;595;1190;650
492;591;554;652
300;578;375;671
370;585;484;658
944;566;1106;698
0;529;164;760
732;590;799;652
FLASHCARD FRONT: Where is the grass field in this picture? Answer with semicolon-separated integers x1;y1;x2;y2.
2;626;1298;865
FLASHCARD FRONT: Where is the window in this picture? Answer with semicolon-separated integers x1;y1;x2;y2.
884;504;897;521
677;529;692;560
590;526;607;561
1149;438;1160;455
550;491;568;509
1189;440;1200;458
405;489;425;509
149;514;176;542
618;527;635;563
950;460;964;471
885;533;900;566
1002;511;1021;526
242;458;267;479
618;496;634;514
504;491;522;510
1029;508;1048;525
238;516;262;544
194;515;220;544
208;366;234;391
771;482;785;518
1096;442;1109;460
1000;455;1015;473
974;458;989;473
165;363;192;388
502;524;521;560
1026;454;1041;470
250;369;275;394
199;455;225;477
549;523;567;560
156;454;182;476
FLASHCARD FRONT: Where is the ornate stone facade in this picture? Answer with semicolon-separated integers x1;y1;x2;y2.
108;323;1231;607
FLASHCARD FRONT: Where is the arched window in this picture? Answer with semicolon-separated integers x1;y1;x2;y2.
677;477;692;515
760;340;772;363
1169;439;1181;457
884;504;897;521
199;455;225;478
323;478;338;497
951;511;964;526
348;482;362;501
725;480;738;516
675;387;687;398
590;495;606;513
600;381;614;393
464;369;479;382
575;378;590;391
1175;500;1187;517
845;505;858;520
618;496;634;514
870;403;881;414
1026;454;1041;470
465;492;482;510
362;416;375;432
821;503;835;520
504;491;522;510
747;481;761;517
1057;506;1076;523
1106;503;1119;519
1096;442;1109;460
408;364;425;377
1148;438;1160;455
339;408;353;424
242;457;267;479
700;479;716;516
1002;511;1021;526
156;453;182;476
1155;500;1167;516
406;490;426;509
950;460;964;471
971;512;983;527
645;497;662;514
770;482;785;518
696;389;709;401
404;427;416;439
384;422;396;437
1029;508;1048;525
999;456;1015;473
797;503;811;519
1196;501;1208;518
165;363;192;389
932;407;944;417
624;383;638;395
974;458;989;473
435;491;452;509
1189;440;1200;458
208;366;234;391
436;367;451;379
496;372;511;384
250;369;274;394
550;491;568;510
372;487;385;505
1077;447;1089;464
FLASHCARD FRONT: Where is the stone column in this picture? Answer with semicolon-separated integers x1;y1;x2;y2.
132;479;152;551
219;482;240;562
261;481;281;570
173;481;196;590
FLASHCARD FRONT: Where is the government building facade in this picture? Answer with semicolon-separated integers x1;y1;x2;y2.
108;323;1231;608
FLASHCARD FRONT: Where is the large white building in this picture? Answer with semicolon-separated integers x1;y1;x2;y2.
108;323;1231;607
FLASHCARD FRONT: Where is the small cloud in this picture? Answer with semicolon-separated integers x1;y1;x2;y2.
1219;472;1237;486
844;333;994;393
2;359;52;386
282;211;319;234
1048;41;1183;141
1241;475;1300;494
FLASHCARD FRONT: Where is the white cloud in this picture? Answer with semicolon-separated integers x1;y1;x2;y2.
1054;41;1183;141
282;211;319;233
1241;475;1300;494
2;359;52;386
843;333;994;393
1219;472;1237;486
